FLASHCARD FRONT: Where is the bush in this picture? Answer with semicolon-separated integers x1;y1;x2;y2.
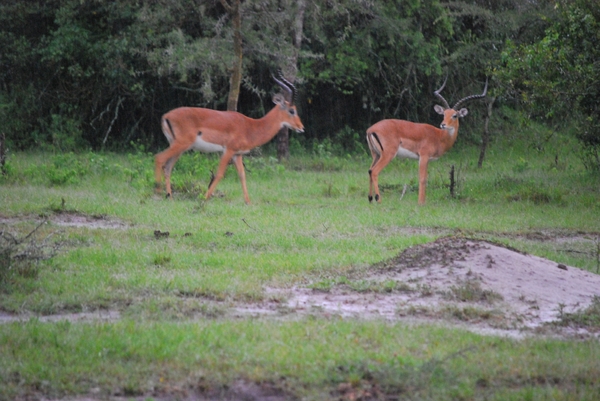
47;153;89;186
0;222;60;292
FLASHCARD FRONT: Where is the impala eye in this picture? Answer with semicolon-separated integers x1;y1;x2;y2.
289;109;296;116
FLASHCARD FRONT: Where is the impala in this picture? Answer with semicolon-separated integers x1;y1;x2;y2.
366;78;487;205
154;74;304;204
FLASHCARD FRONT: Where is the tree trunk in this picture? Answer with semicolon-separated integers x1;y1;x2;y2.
277;0;306;161
0;132;6;176
478;96;496;168
220;0;243;112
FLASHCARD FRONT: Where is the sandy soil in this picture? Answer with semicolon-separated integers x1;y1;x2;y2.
238;236;600;338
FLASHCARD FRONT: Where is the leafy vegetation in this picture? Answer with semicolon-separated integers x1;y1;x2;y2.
499;0;600;170
0;221;61;292
0;1;571;154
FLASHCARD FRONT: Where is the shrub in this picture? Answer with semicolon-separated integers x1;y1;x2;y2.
0;222;61;292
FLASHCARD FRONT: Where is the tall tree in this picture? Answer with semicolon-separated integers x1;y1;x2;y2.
276;0;306;160
219;0;243;111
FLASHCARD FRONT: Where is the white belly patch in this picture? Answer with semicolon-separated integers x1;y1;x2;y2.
396;146;419;160
192;136;225;153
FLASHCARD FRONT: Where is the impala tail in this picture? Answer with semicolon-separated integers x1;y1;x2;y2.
366;131;383;157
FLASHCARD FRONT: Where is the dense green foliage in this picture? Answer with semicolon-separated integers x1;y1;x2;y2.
499;0;600;170
0;0;598;169
0;1;553;150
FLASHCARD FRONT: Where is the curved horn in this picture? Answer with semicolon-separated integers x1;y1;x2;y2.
280;72;297;105
452;78;488;110
433;76;450;109
272;71;296;105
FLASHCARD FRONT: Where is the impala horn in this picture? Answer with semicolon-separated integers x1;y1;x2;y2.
433;76;450;109
452;78;488;110
273;71;297;105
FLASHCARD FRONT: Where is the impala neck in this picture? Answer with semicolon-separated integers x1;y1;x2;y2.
249;105;289;143
444;125;459;140
438;123;460;153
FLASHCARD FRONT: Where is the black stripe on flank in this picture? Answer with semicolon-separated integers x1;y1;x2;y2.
165;119;175;140
372;132;383;152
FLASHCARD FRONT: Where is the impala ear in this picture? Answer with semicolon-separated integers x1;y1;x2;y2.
434;105;445;115
272;93;286;107
458;108;468;117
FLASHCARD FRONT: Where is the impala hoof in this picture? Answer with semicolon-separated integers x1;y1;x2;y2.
368;195;373;203
375;194;379;202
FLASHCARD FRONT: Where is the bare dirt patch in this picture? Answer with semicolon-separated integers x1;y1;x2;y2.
236;237;600;338
0;212;128;229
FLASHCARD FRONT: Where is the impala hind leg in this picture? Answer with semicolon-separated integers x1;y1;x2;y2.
366;132;385;203
368;156;393;203
205;149;235;201
154;141;190;198
368;150;381;202
367;141;394;203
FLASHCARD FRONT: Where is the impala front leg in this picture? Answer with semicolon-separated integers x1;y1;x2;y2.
418;155;430;205
206;149;235;201
233;155;251;205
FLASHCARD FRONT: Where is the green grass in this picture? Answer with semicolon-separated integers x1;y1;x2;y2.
0;128;600;400
2;320;600;400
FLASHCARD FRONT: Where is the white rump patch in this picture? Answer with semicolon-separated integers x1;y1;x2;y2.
192;136;225;153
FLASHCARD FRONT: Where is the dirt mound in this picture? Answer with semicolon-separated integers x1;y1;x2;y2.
255;237;600;337
2;229;598;338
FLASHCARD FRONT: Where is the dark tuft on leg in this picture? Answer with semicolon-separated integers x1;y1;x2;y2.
166;193;171;199
375;194;379;202
368;195;373;203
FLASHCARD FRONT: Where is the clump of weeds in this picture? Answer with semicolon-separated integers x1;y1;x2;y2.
444;279;503;304
0;221;62;292
553;296;600;330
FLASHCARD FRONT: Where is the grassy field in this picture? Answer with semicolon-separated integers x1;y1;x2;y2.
1;124;599;400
